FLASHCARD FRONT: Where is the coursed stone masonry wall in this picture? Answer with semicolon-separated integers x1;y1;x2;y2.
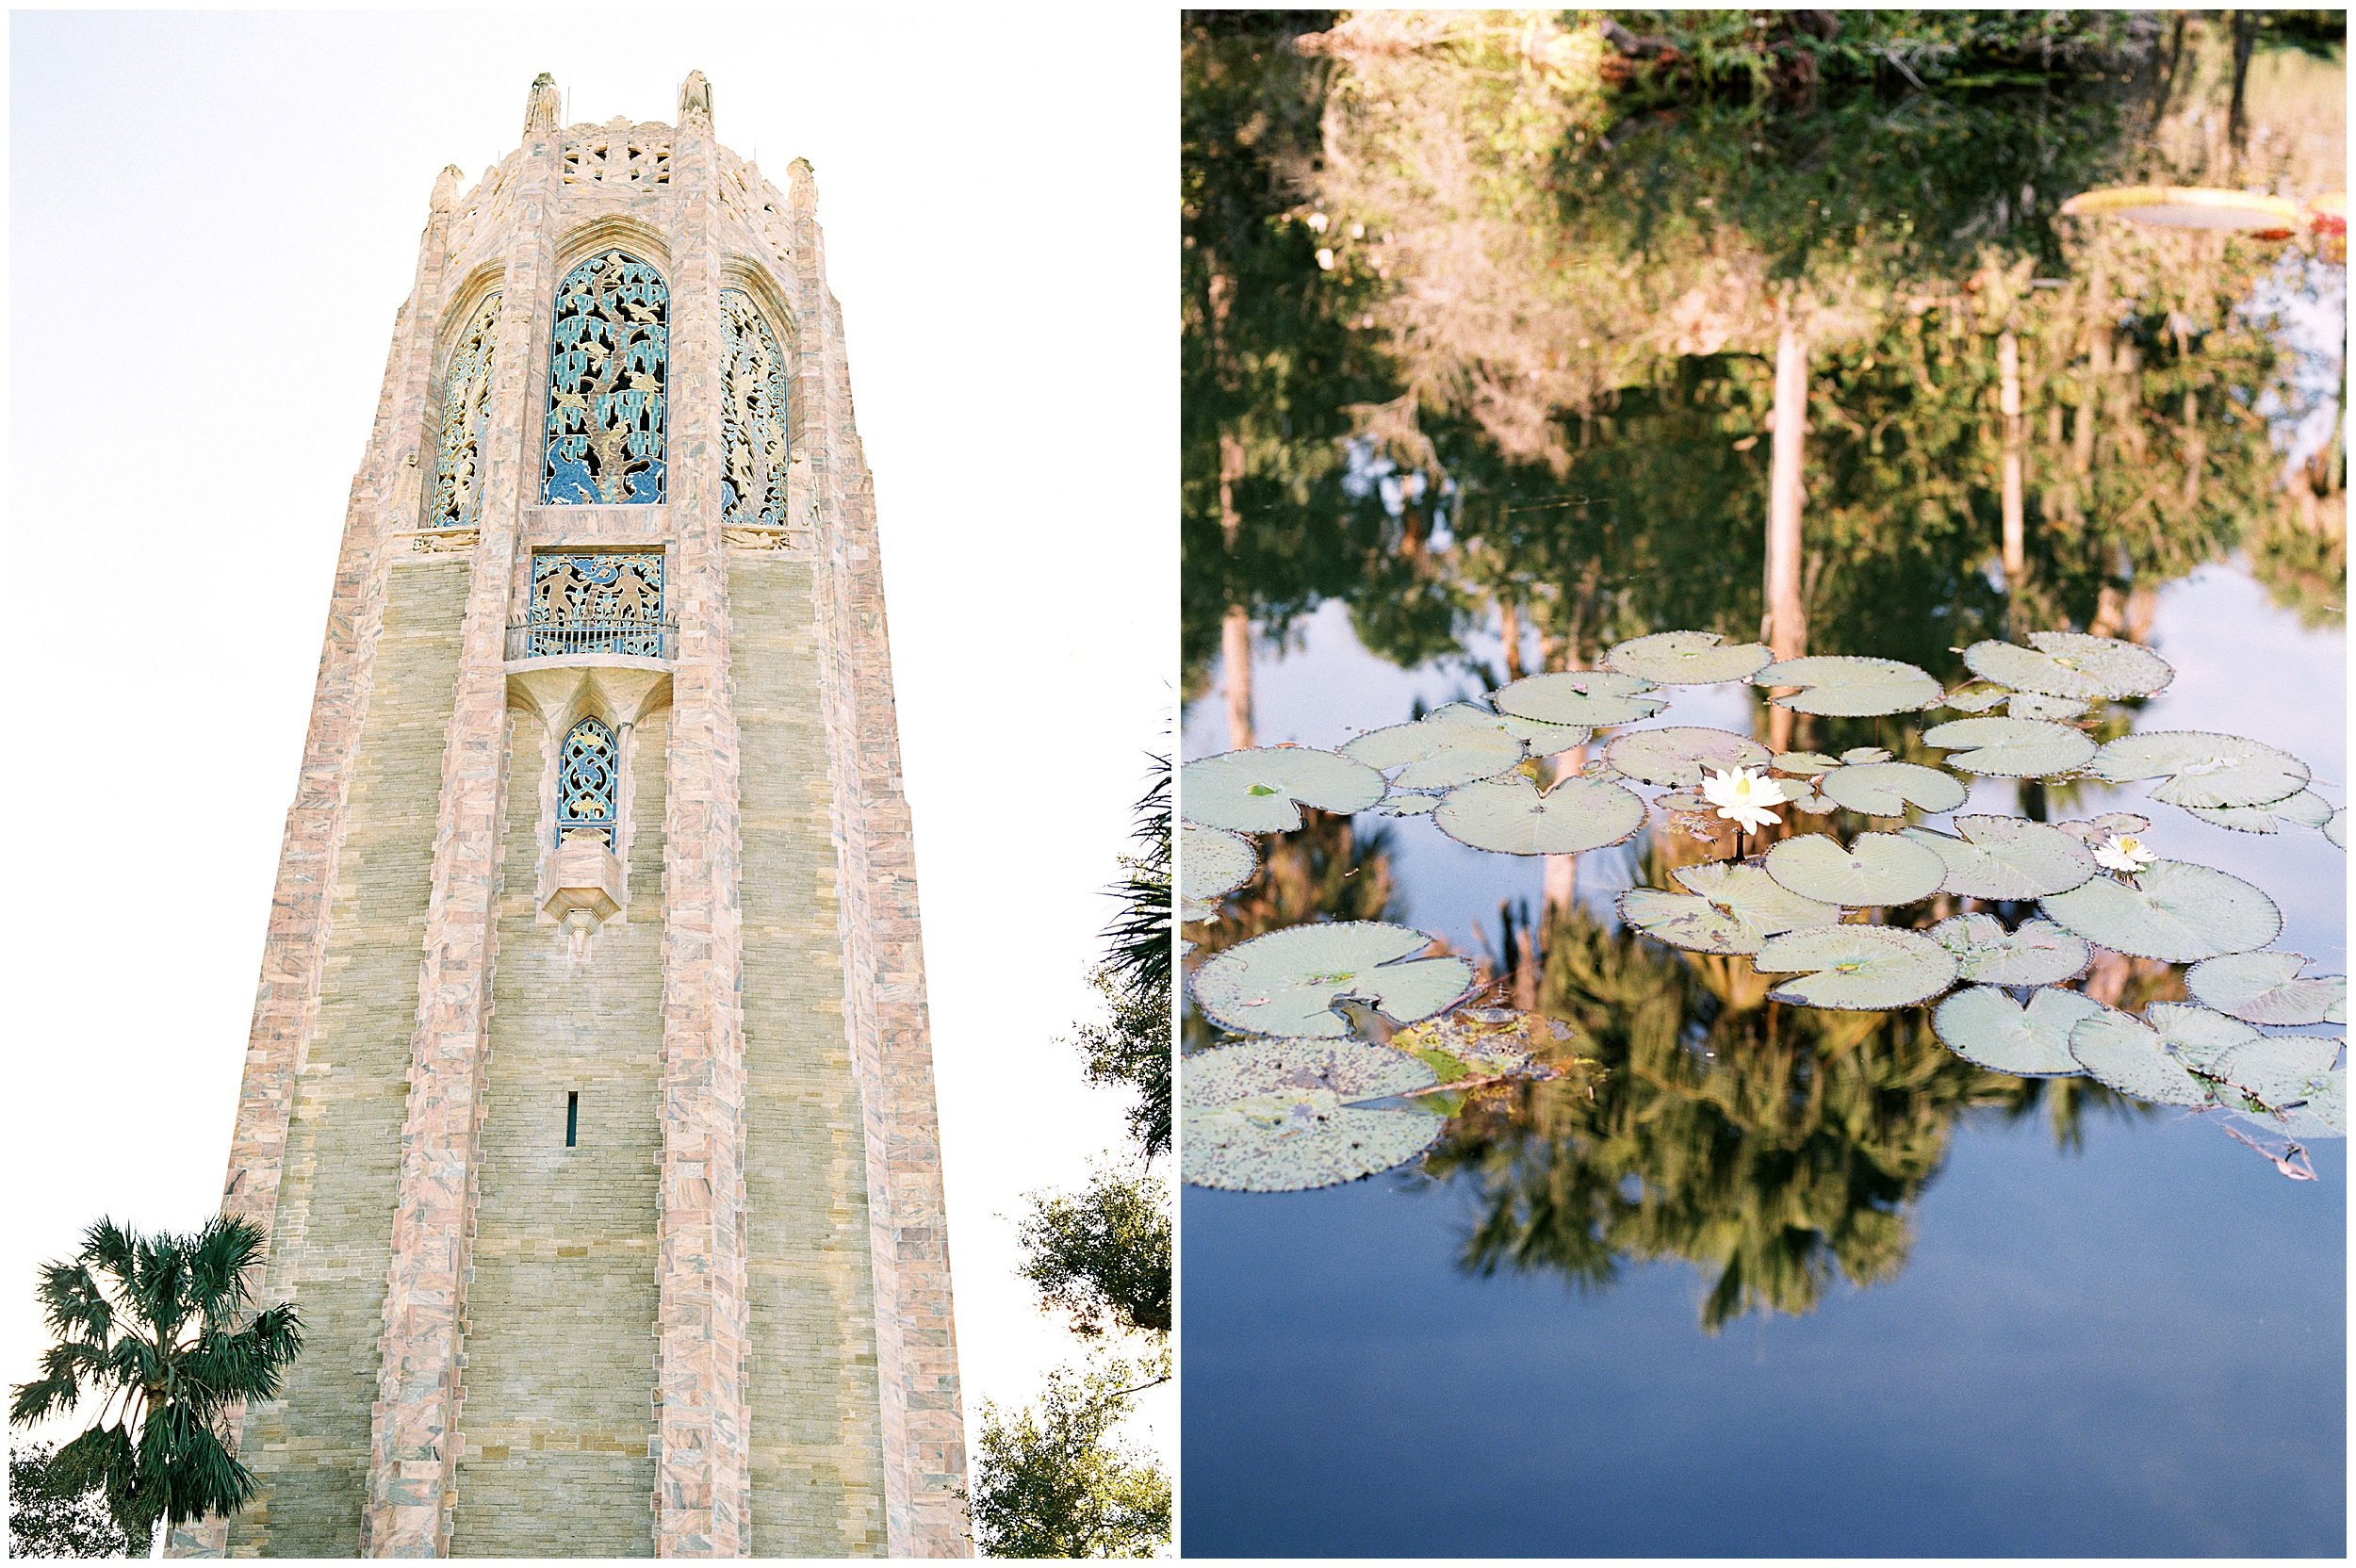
226;560;471;1556
447;711;668;1554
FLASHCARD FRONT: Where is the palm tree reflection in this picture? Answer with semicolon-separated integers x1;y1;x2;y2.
1418;880;2184;1333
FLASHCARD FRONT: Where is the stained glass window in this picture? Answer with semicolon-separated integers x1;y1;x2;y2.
430;292;500;528
720;289;792;526
557;717;619;846
543;250;669;504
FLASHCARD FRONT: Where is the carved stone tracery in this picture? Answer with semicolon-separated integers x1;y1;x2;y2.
429;293;500;528
563;120;674;188
557;715;620;846
529;551;667;656
720;289;792;527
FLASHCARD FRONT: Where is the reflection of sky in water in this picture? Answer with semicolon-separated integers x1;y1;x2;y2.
1181;562;2345;1557
2243;251;2347;480
1185;561;2344;960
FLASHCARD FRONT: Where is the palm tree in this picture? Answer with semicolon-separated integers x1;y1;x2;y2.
10;1216;301;1558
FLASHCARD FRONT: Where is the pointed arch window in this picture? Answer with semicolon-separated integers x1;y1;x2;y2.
430;292;500;527
720;289;792;526
543;250;669;504
557;717;619;846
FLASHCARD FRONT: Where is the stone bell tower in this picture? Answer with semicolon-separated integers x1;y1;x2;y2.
176;73;967;1558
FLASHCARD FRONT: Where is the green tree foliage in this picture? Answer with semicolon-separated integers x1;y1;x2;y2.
1074;759;1173;1160
9;1217;302;1554
1017;1170;1172;1338
1181;9;2338;714
970;754;1175;1555
8;1442;132;1558
966;1357;1173;1560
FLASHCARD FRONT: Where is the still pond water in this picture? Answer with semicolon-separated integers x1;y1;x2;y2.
1180;20;2344;1556
1180;567;2344;1557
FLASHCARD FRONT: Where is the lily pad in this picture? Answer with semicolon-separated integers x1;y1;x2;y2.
2182;789;2335;834
2037;858;2282;963
1602;727;1773;787
2184;952;2347;1026
2003;691;2094;722
1390;1007;1579;1086
1178;896;1218;923
1753;655;1943;716
2055;811;2151;844
2087;731;2310;809
2329;808;2347;850
1604;629;1774;685
1772;751;1841;776
1180;746;1386;833
1191;921;1475;1038
1428;700;1593;756
1762;832;1947;906
1180;1038;1446;1192
1930;914;2092;987
1901;815;2098;900
1785;780;1840;816
1921;716;2097;778
1435;774;1647;856
1819;760;1969;817
1932;986;2103;1076
1493;670;1667;729
1342;715;1525;792
1754;925;1959;1010
1963;631;2173;701
1619;862;1843;956
1367;792;1443;817
1840;747;1894;766
2199;1035;2345;1114
1618;889;1756;955
1942;682;2012;713
1179;824;1259;902
2067;1005;2231;1106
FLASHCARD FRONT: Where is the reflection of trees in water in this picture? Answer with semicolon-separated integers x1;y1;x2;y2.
1423;883;2182;1332
1181;13;2344;736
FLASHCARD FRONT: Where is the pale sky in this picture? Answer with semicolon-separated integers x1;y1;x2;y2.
4;2;1174;1502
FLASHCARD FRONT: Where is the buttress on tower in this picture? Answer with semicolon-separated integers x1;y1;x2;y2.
176;74;967;1558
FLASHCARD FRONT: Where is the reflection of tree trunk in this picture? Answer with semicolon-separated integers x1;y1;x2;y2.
1219;429;1254;750
1542;636;1588;926
2227;10;2257;170
2072;262;2108;478
1999;330;2025;584
1498;595;1523;681
1542;741;1587;924
1764;313;1809;755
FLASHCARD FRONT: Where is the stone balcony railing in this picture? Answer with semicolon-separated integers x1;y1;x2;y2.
504;618;675;661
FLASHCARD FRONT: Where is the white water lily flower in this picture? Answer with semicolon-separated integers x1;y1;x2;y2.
2093;832;2157;874
1700;766;1790;834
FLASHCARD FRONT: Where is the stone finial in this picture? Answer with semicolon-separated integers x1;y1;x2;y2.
786;157;817;213
679;71;713;129
429;164;464;215
525;71;561;136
